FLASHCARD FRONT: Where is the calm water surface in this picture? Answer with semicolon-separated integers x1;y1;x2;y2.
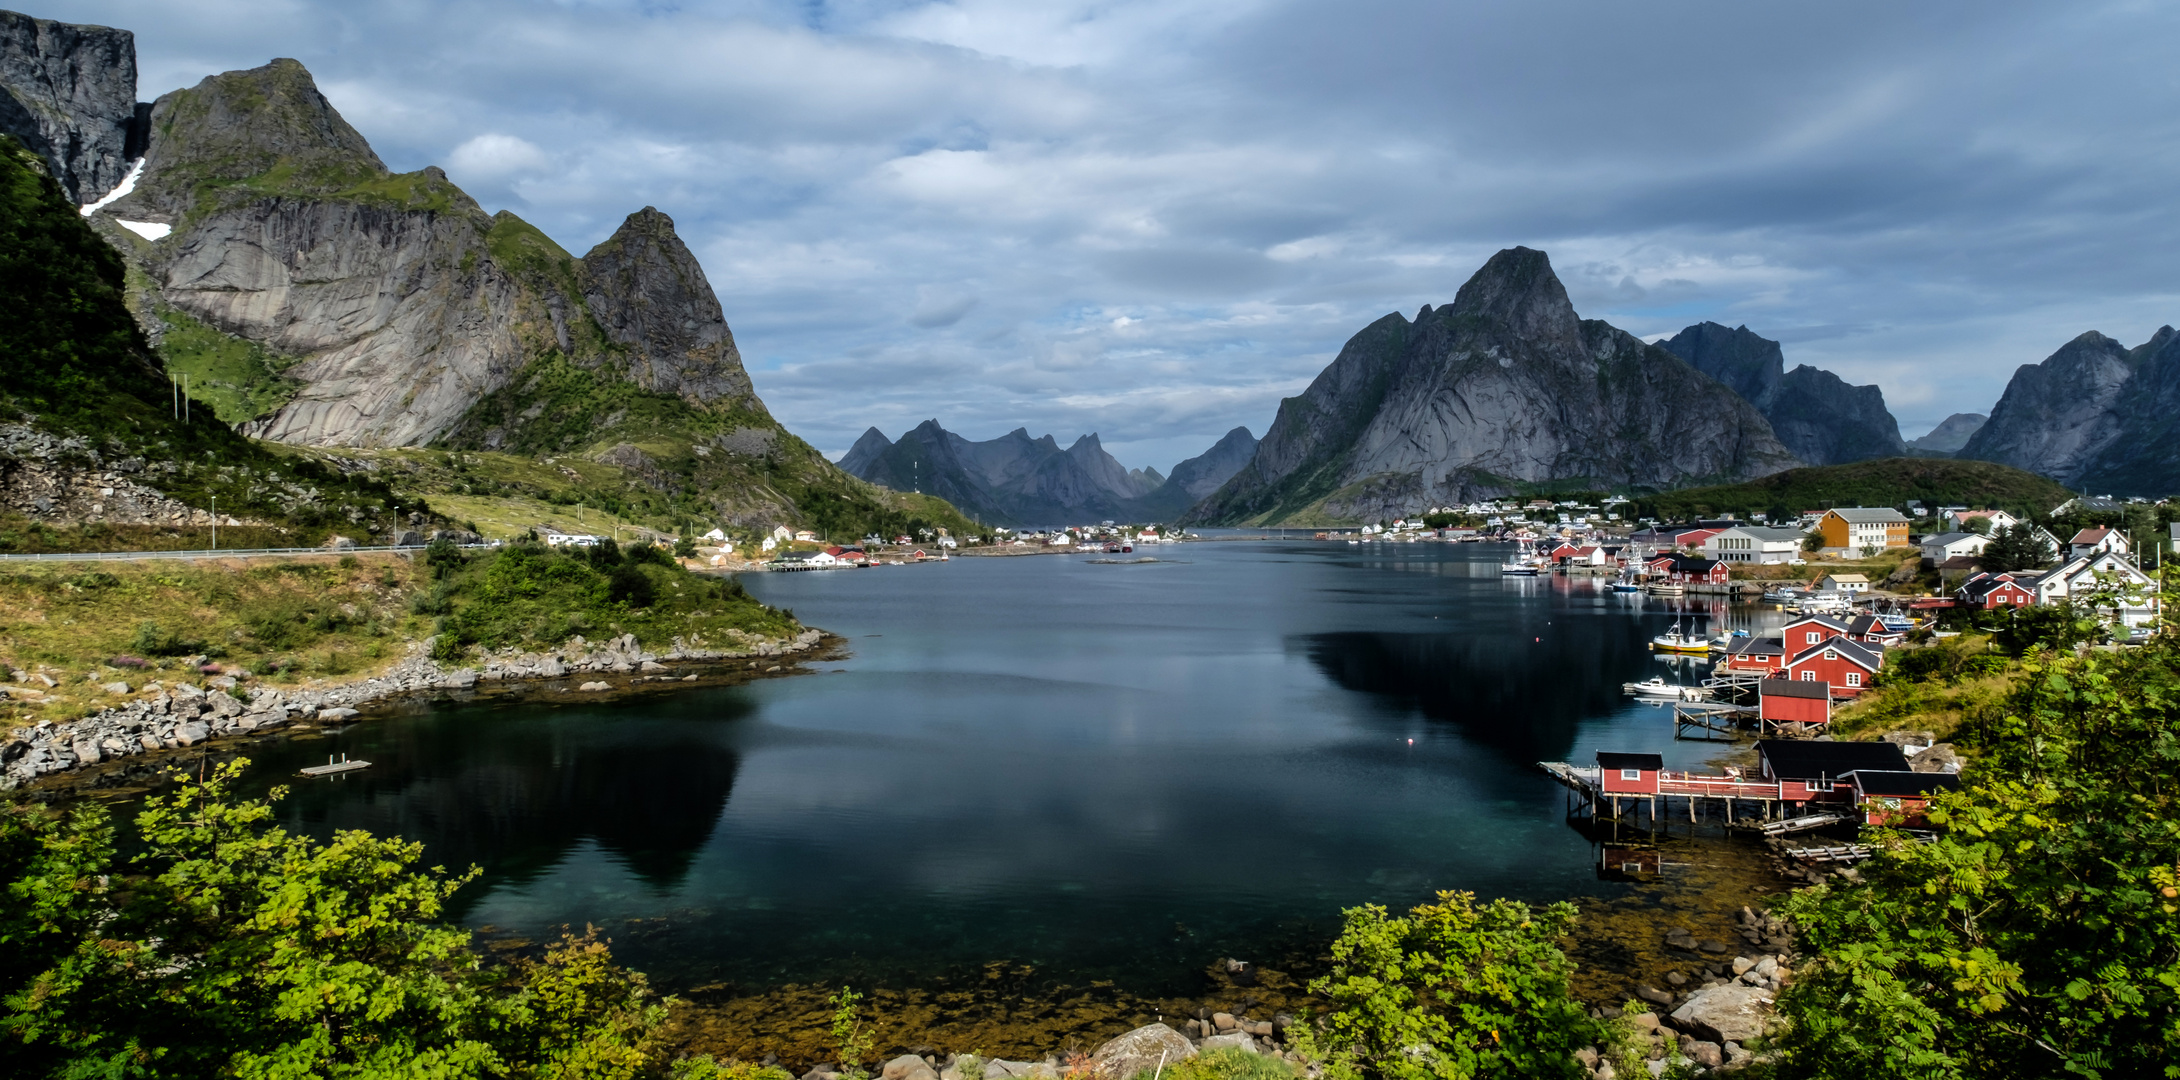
218;541;1766;994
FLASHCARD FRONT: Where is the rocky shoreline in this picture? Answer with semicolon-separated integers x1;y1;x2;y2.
1;627;827;791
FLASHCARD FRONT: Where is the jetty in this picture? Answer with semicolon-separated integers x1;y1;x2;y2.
1537;757;1787;825
301;753;370;777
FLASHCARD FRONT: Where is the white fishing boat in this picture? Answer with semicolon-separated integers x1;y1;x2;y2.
1499;539;1541;575
1621;676;1711;701
1644;581;1685;596
1651;615;1709;654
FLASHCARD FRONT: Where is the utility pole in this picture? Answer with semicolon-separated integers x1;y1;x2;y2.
210;495;216;551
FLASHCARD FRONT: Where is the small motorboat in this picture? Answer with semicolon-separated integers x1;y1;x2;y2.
1645;582;1685;596
1610;579;1643;592
1622;677;1710;701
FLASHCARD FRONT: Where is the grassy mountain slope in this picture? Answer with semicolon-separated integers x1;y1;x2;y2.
0;134;407;544
1629;457;2075;522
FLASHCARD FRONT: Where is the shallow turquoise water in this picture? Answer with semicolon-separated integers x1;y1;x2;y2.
230;540;1762;993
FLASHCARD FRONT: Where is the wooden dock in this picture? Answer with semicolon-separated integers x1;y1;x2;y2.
1537;761;1789;825
301;754;370;777
1673;701;1754;740
1760;812;1848;837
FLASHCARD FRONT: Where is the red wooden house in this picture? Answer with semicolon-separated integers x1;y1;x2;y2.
1720;636;1788;674
1782;636;1885;695
1781;614;1849;651
1757;740;1909;808
1845;615;1906;647
1845;770;1963;828
1759;677;1831;728
1957;571;2036;609
1597;751;1664;796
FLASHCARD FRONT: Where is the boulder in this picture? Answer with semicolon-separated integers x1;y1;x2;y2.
101;681;129;694
1669;983;1774;1045
70;739;100;764
1635;986;1674;1006
1196;1033;1259;1054
176;721;209;745
1680;1038;1723;1068
578;681;612;692
881;1056;936;1080
317;707;359;721
1091;1023;1196;1080
1731;956;1755;976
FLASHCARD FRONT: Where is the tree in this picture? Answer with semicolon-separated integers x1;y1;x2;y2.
1981;523;2054;572
1291;891;1600;1080
1772;630;2180;1079
0;760;732;1079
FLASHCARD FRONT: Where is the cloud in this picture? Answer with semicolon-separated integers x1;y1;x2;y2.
63;0;2180;469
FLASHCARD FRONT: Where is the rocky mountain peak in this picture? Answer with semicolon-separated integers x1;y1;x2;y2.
120;57;383;220
0;9;141;204
579;205;757;409
1449;246;1580;346
1662;322;1785;410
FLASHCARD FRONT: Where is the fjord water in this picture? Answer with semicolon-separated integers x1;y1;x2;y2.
243;541;1752;994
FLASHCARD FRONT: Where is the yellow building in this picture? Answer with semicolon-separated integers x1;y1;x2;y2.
1816;507;1910;554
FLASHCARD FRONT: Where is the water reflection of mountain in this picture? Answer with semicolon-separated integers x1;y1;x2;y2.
1303;615;1659;756
274;708;745;895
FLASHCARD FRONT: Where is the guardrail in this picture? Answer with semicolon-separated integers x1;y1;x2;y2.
0;543;499;563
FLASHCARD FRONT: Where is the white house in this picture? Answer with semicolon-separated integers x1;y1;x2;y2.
771;525;794;541
1920;531;1991;562
1948;509;2020;533
700;528;728;542
2029;551;2158;627
2067;526;2130;561
760;536;778;552
1705;526;1807;564
542;530;602;548
1817;572;1871;594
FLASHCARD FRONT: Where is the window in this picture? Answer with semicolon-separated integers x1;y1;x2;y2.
1824;649;1837;661
1801;670;1817;682
1808;779;1834;792
1806;631;1821;644
1846;672;1862;687
1621;768;1641;781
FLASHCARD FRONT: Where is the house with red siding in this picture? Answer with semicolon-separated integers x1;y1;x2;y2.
1720;636;1788;674
1759;677;1832;729
1845;770;1963;828
1782;637;1885;696
1597;751;1664;796
1957;571;2036;609
1781;614;1850;652
1757;740;1909;808
1845;615;1906;647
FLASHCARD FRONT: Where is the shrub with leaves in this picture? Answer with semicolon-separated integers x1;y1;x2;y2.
1289;891;1600;1080
0;759;733;1078
1773;624;2180;1079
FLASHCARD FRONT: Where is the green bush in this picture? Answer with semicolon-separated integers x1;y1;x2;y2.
0;760;678;1076
608;564;656;608
1138;1046;1297;1080
1289;891;1601;1080
130;620;204;657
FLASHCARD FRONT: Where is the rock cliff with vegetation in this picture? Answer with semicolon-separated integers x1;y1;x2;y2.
0;8;141;205
1959;325;2180;496
1186;248;1796;525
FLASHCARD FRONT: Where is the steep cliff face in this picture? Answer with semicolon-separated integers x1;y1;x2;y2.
1661;321;1905;465
0;9;141;205
1168;426;1257;500
1961;326;2180;494
1188;249;1795;525
1907;413;1987;454
91;58;770;451
1957;330;2147;486
579;207;757;409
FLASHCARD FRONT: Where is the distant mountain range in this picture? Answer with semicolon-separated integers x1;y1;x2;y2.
1907;413;1987;454
841;422;1257;526
1958;327;2180;495
1184;247;1796;525
1659;322;1905;465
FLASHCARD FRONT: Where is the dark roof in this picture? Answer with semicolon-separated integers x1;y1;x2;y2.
1789;637;1885;670
1758;739;1909;779
1669;555;1722;571
1922;531;1984;546
1759;678;1830;700
1847;615;1897;635
1827;507;1910;524
1783;614;1850;632
1935;555;1983;571
1597;751;1664;770
1730;636;1786;657
1846;770;1964;797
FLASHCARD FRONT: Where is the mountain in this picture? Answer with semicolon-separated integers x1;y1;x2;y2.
1660;321;1906;465
0;129;399;540
0;9;142;205
1958;327;2180;495
1184;248;1796;525
840;421;1172;526
4;14;966;537
1121;426;1259;520
1906;413;1987;454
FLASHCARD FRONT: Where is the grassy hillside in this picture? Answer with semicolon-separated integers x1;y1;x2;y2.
1629;457;2075;522
0;136;412;544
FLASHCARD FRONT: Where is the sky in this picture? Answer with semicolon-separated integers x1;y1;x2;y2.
49;0;2180;473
